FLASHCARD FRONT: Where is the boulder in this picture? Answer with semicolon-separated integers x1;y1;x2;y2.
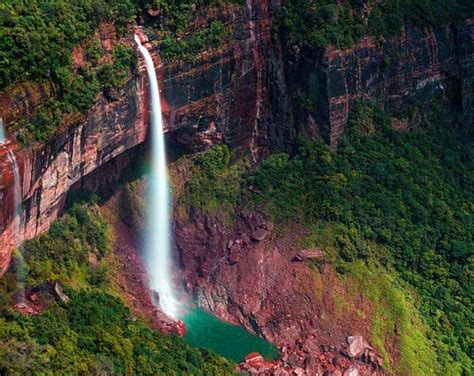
252;228;270;241
244;352;265;369
229;243;242;254
174;320;187;336
375;356;384;368
293;367;305;376
343;366;359;376
294;249;324;262
228;252;241;265
53;282;69;303
346;336;368;358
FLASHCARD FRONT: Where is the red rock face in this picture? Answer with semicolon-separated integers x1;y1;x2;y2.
288;18;474;148
0;0;277;275
0;70;149;275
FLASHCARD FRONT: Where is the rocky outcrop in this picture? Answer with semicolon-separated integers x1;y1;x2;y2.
0;71;149;274
293;248;324;262
284;18;474;147
111;175;389;373
173;208;389;371
236;340;384;375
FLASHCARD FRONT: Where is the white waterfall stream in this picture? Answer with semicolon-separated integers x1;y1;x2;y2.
0;118;26;302
0;121;5;144
135;35;178;318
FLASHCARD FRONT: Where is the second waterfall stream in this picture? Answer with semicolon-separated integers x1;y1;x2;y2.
135;35;179;318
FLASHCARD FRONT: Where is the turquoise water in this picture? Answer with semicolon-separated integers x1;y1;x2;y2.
182;307;279;363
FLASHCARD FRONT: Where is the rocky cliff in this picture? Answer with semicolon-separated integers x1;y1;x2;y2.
283;18;474;147
0;2;472;281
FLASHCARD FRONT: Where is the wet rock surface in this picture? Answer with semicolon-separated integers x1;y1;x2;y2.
102;193;186;336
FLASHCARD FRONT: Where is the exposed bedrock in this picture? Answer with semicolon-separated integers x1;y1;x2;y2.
0;0;275;275
174;208;386;374
285;18;474;147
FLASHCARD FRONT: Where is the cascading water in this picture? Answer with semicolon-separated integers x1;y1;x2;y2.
0;118;5;144
0;118;26;302
134;35;178;318
7;150;26;303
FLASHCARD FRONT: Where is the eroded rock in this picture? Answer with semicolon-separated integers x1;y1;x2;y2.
53;282;69;303
346;336;372;358
343;366;359;376
252;228;270;242
294;248;324;262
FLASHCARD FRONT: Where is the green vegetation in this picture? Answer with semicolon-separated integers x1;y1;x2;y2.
0;0;138;90
160;20;232;60
142;0;241;61
0;205;233;375
0;0;240;144
301;223;445;373
182;144;245;215
12;42;137;145
345;262;440;375
276;0;474;49
245;102;473;373
22;204;112;289
0;292;233;374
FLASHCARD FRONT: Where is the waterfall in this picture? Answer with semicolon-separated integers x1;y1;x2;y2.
6;150;26;303
0;118;5;144
135;35;178;318
0;118;25;302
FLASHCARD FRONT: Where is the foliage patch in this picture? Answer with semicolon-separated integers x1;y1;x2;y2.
275;0;474;49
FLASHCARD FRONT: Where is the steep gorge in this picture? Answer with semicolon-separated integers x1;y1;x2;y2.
1;3;472;275
0;1;472;374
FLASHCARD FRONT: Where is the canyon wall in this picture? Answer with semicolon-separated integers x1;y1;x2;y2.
285;18;474;147
0;1;472;276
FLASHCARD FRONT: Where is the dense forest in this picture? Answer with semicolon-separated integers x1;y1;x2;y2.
275;0;474;48
0;0;234;143
2;0;472;143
